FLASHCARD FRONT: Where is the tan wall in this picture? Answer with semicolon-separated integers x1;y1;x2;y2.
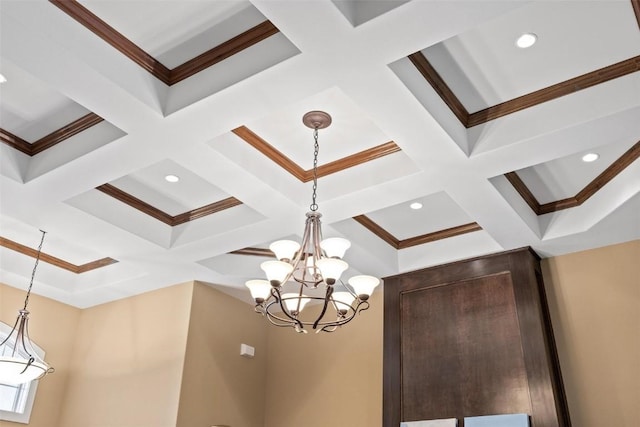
542;240;640;427
263;290;383;427
176;282;268;427
3;241;637;427
57;282;194;427
1;283;81;427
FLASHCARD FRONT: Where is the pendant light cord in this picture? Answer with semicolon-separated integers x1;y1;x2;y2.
310;127;320;212
23;230;46;311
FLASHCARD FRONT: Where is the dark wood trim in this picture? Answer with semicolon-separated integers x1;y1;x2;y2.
468;56;640;127
409;51;640;127
313;142;401;181
1;113;103;156
408;52;470;127
397;222;483;249
49;0;280;86
233;126;402;183
232;126;307;181
230;247;275;257
76;257;120;273
0;236;118;274
49;0;172;84
632;0;640;30
170;21;279;85
31;113;104;155
506;140;640;215
96;183;243;226
353;215;482;249
538;197;580;215
576;141;640;203
97;183;174;225
504;171;543;215
171;197;243;226
0;128;32;155
353;215;400;249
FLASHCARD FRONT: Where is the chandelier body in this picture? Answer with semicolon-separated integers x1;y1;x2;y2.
246;111;380;333
0;231;54;384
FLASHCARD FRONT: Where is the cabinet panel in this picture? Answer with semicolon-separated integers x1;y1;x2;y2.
384;248;570;427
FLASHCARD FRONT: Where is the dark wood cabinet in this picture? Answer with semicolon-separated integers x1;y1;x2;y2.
383;248;570;427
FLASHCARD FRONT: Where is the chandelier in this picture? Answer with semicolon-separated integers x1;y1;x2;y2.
245;111;380;333
0;230;54;384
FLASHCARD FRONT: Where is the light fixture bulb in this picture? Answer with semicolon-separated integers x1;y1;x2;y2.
0;74;7;84
281;293;311;314
582;153;599;162
260;260;293;286
269;240;300;261
320;237;351;259
245;280;271;303
410;202;423;210
316;258;349;285
348;275;380;300
332;292;356;313
164;174;180;183
516;33;537;49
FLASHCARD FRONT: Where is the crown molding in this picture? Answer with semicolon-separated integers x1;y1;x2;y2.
506;140;640;215
353;215;482;249
49;0;279;86
1;113;103;156
0;236;118;274
96;183;242;226
232;126;401;182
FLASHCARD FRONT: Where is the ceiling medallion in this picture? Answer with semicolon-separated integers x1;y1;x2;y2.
245;111;380;333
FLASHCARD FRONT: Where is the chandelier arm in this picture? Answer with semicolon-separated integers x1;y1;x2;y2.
272;287;305;331
0;316;21;349
312;286;334;330
287;215;313;286
356;300;371;314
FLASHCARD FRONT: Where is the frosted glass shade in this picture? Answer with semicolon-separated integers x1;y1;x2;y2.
261;261;293;285
281;293;311;313
321;237;351;258
316;258;348;284
269;240;300;261
332;292;355;312
0;357;48;385
245;280;271;302
348;275;380;299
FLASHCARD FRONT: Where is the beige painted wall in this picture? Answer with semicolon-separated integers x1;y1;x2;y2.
1;283;80;427
57;282;194;427
263;290;383;427
2;241;637;427
542;240;640;427
176;282;268;427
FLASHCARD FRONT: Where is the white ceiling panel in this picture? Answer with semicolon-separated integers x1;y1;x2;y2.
0;0;638;308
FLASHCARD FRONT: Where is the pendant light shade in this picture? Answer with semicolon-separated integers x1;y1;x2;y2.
0;231;54;384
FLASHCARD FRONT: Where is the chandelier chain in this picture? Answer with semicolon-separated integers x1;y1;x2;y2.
23;230;46;311
310;127;320;212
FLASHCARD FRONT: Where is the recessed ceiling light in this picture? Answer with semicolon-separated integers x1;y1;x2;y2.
581;153;599;163
410;202;423;210
164;174;180;183
0;74;7;84
516;33;537;49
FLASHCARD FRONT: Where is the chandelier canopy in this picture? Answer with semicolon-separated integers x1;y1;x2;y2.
246;111;380;333
0;231;55;384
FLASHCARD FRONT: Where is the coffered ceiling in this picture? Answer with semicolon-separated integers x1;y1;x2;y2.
1;0;638;308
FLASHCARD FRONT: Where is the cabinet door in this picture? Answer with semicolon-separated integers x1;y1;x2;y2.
383;248;570;427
